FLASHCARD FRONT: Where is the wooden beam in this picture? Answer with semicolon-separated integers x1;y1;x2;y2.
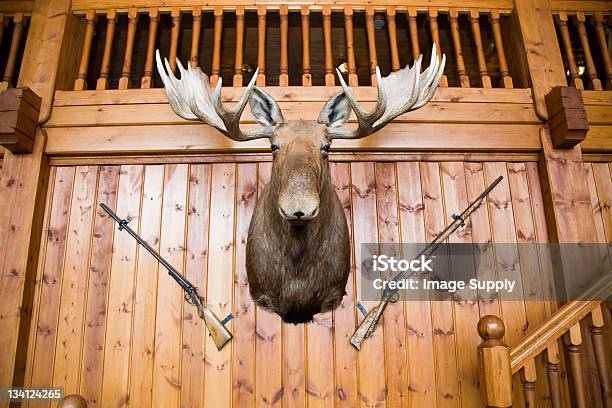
545;86;589;148
0;88;41;153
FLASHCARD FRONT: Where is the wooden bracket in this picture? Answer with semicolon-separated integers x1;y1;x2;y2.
0;87;41;153
545;86;588;148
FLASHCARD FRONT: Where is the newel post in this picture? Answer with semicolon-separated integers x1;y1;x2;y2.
477;315;513;407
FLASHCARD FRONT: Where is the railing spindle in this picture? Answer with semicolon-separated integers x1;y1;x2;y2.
169;8;181;73
323;5;334;86
546;342;563;408
566;323;587;408
575;12;602;90
0;14;5;51
96;9;116;90
407;8;420;61
234;6;245;86
386;7;400;71
590;306;612;407
211;6;223;85
344;6;358;86
594;13;612;89
521;359;537;407
257;6;266;86
301;5;311;86
190;7;202;68
428;8;447;86
469;9;492;88
141;7;158;88
119;8;138;90
490;10;513;88
74;10;96;90
279;5;288;86
365;7;378;85
557;12;583;89
2;13;24;87
449;9;469;87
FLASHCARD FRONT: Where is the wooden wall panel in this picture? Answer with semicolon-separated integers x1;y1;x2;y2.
24;157;589;408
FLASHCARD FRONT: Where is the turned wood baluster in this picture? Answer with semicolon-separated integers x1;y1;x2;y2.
0;14;5;52
96;9;117;90
546;341;563;408
469;9;492;88
477;315;512;407
257;6;266;86
386;7;400;72
234;6;245;86
3;13;24;87
521;359;537;407
141;7;158;88
557;12;584;89
190;7;202;68
323;6;334;86
279;5;288;86
74;10;96;90
365;7;378;85
590;306;612;407
344;6;358;86
119;8;138;90
301;5;312;86
594;13;612;89
449;9;469;87
428;8;447;86
576;12;603;90
490;10;513;88
169;8;181;73
211;6;223;86
407;8;420;61
566;323;588;408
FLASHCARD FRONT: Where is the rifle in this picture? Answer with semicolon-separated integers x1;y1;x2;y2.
351;176;503;350
100;203;232;350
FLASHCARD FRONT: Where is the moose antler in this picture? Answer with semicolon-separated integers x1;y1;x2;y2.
327;43;446;139
156;50;273;141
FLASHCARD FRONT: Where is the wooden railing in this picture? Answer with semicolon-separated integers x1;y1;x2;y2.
478;273;612;407
0;12;30;90
552;9;612;91
67;5;522;90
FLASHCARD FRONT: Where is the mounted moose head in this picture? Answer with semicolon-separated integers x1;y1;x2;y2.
156;45;445;323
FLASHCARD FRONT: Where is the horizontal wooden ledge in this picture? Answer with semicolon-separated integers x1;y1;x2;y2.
0;1;34;13
582;125;612;152
48;152;540;166
52;87;534;106
582;90;612;106
45;123;542;155
70;0;514;13
585;105;612;125
550;1;612;13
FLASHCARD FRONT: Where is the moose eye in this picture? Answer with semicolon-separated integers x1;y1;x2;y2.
321;145;330;158
271;144;279;152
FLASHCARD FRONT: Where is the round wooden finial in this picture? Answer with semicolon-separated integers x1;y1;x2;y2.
58;394;87;408
478;315;505;341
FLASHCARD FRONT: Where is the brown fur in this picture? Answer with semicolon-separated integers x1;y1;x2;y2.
246;121;351;323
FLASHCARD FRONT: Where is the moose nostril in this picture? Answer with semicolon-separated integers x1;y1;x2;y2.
294;211;305;219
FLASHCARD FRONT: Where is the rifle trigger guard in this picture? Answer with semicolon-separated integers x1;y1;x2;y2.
185;293;195;305
452;213;465;227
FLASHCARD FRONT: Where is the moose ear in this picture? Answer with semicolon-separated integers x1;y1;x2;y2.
249;87;285;127
317;92;351;128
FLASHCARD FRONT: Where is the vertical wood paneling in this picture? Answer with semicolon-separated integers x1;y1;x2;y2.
204;163;235;408
129;165;164;408
396;161;436;407
100;165;144;407
350;161;386;407
28;166;76;408
79;166;119;407
25;158;570;408
52;166;98;395
330;162;359;407
152;164;188;408
440;162;482;408
375;162;409;407
421;162;461;407
233;163;257;407
180;164;211;408
254;162;283;408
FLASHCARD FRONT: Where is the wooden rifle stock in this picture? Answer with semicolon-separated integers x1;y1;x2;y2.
100;203;232;350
